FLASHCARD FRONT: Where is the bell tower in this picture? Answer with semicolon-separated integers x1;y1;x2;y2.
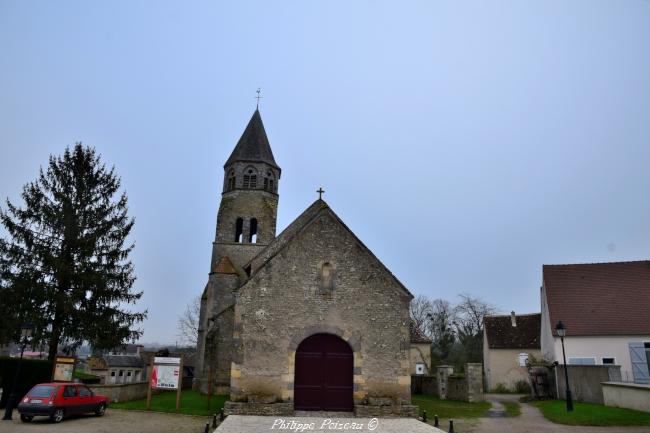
212;108;281;269
195;108;281;393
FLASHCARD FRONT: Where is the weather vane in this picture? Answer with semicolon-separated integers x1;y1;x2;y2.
317;187;325;200
255;88;262;109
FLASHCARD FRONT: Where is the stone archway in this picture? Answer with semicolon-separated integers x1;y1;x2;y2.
294;333;354;411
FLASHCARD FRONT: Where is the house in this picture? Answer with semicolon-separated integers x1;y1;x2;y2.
483;312;541;391
540;260;650;383
88;344;145;384
410;323;432;376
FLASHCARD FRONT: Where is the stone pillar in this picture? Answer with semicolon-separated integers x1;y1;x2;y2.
466;363;484;402
437;365;454;400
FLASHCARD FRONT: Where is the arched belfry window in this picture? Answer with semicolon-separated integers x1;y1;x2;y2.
249;218;258;243
227;171;236;191
264;171;276;192
243;168;257;189
235;218;243;243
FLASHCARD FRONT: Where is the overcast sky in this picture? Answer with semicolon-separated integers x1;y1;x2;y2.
1;1;649;345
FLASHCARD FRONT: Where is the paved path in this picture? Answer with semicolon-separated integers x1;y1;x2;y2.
216;415;445;433
0;408;210;433
476;394;650;433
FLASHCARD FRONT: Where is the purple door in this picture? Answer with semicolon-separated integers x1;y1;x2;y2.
294;333;354;411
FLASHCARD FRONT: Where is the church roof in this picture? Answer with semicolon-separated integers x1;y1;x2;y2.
224;109;280;170
244;199;413;299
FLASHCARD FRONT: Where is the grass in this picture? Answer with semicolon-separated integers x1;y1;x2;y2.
530;400;650;426
502;401;521;417
412;394;491;420
73;370;100;380
110;390;228;417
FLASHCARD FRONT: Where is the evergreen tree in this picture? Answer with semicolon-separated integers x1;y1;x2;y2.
0;143;146;360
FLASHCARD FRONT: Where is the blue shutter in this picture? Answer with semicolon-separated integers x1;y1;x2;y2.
629;342;650;384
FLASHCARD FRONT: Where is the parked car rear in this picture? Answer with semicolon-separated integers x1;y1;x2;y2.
17;382;108;423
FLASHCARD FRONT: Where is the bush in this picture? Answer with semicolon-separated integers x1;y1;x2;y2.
514;379;531;394
0;357;52;408
492;383;510;393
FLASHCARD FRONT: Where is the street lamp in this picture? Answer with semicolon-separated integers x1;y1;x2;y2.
555;320;573;412
2;323;34;421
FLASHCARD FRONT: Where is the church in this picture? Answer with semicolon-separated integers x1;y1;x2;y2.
195;109;417;415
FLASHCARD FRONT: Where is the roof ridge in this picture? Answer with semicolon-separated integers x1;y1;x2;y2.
485;312;540;319
543;259;650;267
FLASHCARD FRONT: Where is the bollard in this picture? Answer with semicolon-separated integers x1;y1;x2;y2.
422;410;427;423
220;408;225;421
434;414;439;427
204;422;210;433
212;413;217;428
448;419;454;433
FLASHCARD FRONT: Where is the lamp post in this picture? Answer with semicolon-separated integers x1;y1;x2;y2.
555;320;573;412
2;323;34;421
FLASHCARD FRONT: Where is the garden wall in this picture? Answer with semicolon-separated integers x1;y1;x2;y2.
555;365;621;404
602;382;650;412
88;381;150;403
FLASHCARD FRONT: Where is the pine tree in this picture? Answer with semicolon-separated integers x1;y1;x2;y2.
0;143;146;360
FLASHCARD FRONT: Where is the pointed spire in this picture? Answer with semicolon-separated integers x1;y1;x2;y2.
224;109;279;170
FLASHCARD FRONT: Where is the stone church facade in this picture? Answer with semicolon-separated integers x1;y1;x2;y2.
195;109;416;415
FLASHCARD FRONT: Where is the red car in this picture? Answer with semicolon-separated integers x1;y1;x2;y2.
17;382;108;423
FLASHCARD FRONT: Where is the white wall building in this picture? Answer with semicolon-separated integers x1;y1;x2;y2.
540;260;650;383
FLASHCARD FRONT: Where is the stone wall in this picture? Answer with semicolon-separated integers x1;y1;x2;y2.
89;382;149;403
231;209;413;406
555;364;621;404
411;375;437;395
434;364;484;403
602;382;650;412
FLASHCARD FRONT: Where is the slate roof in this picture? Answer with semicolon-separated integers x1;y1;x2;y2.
243;199;413;298
543;260;650;337
104;355;144;368
410;322;432;344
224;109;279;170
484;313;541;349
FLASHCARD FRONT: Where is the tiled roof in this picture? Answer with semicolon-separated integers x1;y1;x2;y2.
543;260;650;337
484;313;541;349
104;355;144;368
224;109;279;170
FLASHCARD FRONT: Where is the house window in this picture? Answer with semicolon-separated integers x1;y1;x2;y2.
645;342;650;374
119;370;124;376
415;363;425;375
518;353;529;367
602;358;616;365
568;357;596;365
110;371;116;377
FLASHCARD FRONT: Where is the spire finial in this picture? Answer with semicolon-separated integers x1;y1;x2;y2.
255;88;262;109
317;187;325;200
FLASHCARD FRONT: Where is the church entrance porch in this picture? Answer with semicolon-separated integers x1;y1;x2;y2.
294;333;354;411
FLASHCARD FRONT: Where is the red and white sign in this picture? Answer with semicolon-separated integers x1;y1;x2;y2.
150;357;181;389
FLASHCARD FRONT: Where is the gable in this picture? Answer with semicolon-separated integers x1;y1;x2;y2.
243;200;413;299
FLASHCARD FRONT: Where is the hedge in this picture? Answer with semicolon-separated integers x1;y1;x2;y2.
0;357;53;408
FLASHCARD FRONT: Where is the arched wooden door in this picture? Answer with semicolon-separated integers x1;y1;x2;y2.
294;333;354;411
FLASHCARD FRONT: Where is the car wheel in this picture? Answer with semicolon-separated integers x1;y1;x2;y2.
51;408;64;423
95;403;106;416
20;414;34;423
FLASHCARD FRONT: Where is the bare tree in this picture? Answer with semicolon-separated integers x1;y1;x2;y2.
176;294;201;347
410;295;433;337
453;293;498;338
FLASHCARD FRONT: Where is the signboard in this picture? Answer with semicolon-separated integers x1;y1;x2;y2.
52;356;75;382
147;356;183;410
151;364;181;389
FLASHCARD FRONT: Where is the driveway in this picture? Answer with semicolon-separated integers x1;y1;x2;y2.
477;394;650;433
0;408;210;433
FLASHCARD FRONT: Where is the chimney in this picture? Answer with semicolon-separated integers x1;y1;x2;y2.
511;311;517;327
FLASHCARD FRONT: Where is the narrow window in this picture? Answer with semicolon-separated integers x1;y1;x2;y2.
320;262;334;292
227;171;235;191
269;179;274;192
250;175;257;188
235;218;243;243
243;175;250;188
264;178;269;190
602;357;615;365
249;218;258;243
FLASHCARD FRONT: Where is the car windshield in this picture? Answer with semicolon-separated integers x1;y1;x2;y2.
29;385;56;398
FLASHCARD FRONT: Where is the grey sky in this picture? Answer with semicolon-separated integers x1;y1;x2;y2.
1;1;649;344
